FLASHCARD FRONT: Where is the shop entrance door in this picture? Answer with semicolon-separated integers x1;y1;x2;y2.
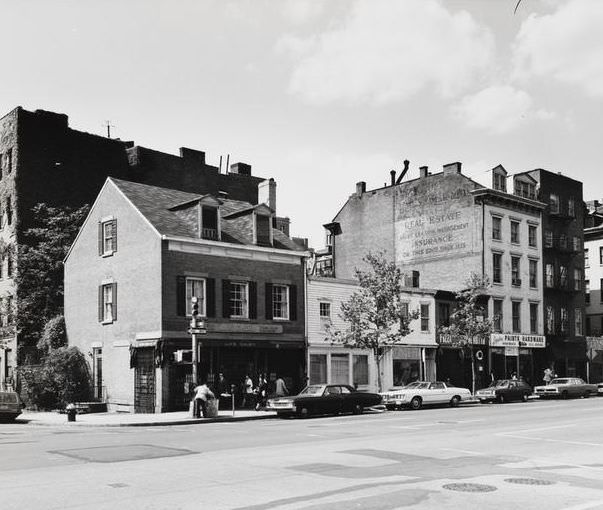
134;347;155;413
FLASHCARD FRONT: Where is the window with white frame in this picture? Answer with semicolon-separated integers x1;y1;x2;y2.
230;282;249;318
319;302;331;320
420;304;430;332
528;225;537;247
185;277;206;316
272;284;289;320
100;219;117;255
574;308;583;336
100;283;116;323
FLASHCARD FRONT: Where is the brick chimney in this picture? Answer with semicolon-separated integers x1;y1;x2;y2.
258;178;276;211
230;162;252;176
419;166;429;178
356;181;366;196
443;162;462;175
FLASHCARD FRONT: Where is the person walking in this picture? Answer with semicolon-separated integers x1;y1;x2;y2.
543;367;553;385
242;374;254;408
274;375;289;397
255;373;267;410
214;373;227;410
192;381;214;418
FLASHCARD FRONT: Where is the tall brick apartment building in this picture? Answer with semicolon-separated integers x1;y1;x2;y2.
0;106;281;389
65;178;308;413
323;162;552;388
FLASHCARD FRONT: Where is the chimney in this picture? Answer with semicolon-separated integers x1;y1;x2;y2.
419;166;429;178
179;147;206;166
258;178;276;211
396;160;410;184
390;170;396;186
356;181;366;196
230;162;252;176
443;162;462;175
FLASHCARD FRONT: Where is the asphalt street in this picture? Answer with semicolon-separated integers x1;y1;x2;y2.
2;398;603;510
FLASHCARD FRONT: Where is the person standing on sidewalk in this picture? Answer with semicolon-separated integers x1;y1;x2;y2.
242;374;254;408
214;373;227;410
274;375;288;397
255;373;268;410
193;381;214;418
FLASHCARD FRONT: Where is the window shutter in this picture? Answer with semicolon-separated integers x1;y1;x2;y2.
98;285;103;322
206;278;215;318
249;281;257;319
289;284;297;321
98;221;103;256
112;282;117;321
112;219;117;252
222;279;230;318
265;283;273;320
176;276;186;316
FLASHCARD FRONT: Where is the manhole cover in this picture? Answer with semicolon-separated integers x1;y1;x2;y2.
443;483;497;493
107;483;129;489
50;444;195;463
504;478;555;486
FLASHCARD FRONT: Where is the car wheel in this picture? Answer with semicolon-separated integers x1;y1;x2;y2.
583;391;590;399
353;404;364;415
449;396;461;407
522;393;529;402
298;406;310;418
497;394;505;404
409;397;422;410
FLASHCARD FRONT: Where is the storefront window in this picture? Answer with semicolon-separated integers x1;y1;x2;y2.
309;354;327;384
352;355;368;386
393;359;420;386
331;353;349;384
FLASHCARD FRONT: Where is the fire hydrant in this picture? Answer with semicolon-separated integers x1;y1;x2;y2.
66;403;76;422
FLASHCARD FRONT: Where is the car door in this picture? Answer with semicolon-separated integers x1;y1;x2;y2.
508;381;519;400
427;382;446;404
339;385;356;413
321;385;343;414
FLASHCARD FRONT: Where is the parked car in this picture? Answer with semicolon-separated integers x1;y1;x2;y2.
598;382;603;396
0;390;22;422
267;384;382;418
534;378;597;399
380;381;471;410
475;379;532;403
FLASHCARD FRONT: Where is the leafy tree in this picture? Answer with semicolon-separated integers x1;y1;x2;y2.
15;203;89;362
439;273;494;395
37;315;67;354
327;252;419;392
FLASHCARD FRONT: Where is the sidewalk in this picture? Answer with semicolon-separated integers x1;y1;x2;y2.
17;409;277;427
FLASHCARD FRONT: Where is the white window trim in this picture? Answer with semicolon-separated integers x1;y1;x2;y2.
101;283;114;324
230;281;249;319
185;277;207;317
319;301;331;320
101;219;116;256
272;284;290;321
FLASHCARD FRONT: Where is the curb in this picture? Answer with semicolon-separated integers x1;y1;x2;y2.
16;413;278;428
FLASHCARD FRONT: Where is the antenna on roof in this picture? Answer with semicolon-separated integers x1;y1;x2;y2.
104;120;115;138
219;155;223;173
225;154;230;173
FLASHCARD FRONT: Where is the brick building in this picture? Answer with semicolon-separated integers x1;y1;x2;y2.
323;162;549;388
0;106;278;389
64;178;308;413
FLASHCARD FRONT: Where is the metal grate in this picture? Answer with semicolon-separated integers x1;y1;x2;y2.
504;478;556;486
443;483;498;493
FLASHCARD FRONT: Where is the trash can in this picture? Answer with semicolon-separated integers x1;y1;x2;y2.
66;403;76;422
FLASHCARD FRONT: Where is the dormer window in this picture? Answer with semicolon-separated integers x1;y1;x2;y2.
201;206;219;240
492;165;507;192
255;213;272;247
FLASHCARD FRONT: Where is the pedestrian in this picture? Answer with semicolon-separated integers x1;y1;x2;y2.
215;372;227;409
242;374;254;408
192;381;215;418
274;375;289;397
543;367;553;385
255;373;267;411
511;372;518;381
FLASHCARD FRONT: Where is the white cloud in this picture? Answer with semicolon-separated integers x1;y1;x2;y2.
278;0;495;105
452;85;555;134
280;0;324;25
513;0;603;97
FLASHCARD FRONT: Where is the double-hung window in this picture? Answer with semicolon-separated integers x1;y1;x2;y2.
575;308;583;336
493;299;503;332
560;308;568;333
492;253;502;283
529;259;538;288
99;218;117;256
272;284;289;320
510;220;520;244
546;306;555;334
230;282;249;319
99;282;117;323
420;304;430;332
528;225;537;248
550;194;560;214
545;264;554;288
185;277;206;317
559;266;568;288
530;303;538;334
512;301;521;333
492;216;502;241
511;257;521;286
574;269;582;291
319;302;331;320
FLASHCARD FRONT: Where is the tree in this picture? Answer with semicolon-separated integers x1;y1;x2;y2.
439;273;494;395
37;315;67;354
327;252;419;392
15;203;90;362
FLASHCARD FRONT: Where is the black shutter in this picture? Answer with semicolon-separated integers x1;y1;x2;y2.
176;276;186;316
206;278;215;318
265;283;273;320
249;281;257;319
112;219;117;252
98;221;103;256
112;282;117;321
222;279;230;318
98;285;103;322
289;284;297;321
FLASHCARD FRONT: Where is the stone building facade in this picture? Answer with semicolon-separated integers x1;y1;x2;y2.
64;178;308;413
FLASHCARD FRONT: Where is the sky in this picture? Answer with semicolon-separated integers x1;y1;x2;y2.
3;0;602;248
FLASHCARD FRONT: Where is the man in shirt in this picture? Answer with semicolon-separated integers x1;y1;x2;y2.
274;375;289;397
193;381;214;418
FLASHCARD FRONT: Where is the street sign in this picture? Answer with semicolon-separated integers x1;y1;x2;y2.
188;328;207;335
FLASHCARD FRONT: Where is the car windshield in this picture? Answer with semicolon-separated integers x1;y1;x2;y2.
550;378;569;385
404;382;430;390
299;385;325;396
494;380;509;388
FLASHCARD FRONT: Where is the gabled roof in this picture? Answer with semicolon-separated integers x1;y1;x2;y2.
109;178;305;252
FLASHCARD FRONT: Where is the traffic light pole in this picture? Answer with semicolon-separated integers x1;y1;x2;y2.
192;332;198;387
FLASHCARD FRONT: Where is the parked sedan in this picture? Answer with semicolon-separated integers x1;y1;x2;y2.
534;378;597;399
380;381;472;410
267;384;382;418
0;390;22;422
476;379;532;403
598;382;603;396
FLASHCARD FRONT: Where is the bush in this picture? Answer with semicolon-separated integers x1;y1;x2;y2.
19;347;91;410
37;315;67;353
